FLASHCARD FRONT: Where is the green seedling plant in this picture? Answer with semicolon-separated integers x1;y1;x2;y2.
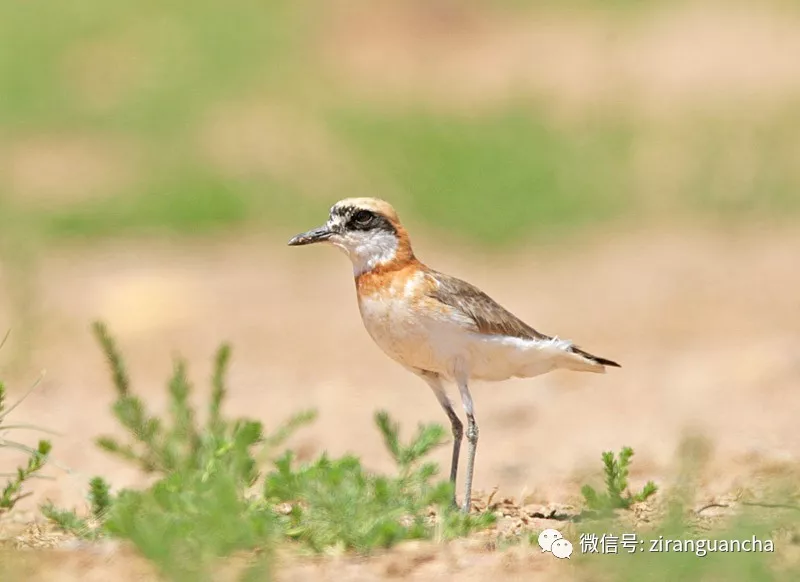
42;322;494;580
41;476;111;539
581;446;658;516
265;411;494;553
0;331;53;512
43;322;312;581
574;435;800;582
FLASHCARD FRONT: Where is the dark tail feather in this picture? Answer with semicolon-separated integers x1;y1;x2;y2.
571;346;621;368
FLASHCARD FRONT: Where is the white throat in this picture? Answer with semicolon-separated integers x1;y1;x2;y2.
337;231;399;276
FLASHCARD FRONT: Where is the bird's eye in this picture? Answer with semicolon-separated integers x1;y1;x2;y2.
353;210;373;226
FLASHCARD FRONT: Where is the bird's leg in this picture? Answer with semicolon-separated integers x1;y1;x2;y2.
416;370;463;507
457;375;478;514
443;402;464;486
461;413;478;513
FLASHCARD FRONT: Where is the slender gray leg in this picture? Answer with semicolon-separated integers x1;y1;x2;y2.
416;370;463;503
456;374;478;513
443;405;464;487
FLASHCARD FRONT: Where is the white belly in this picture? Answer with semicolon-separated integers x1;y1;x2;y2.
358;295;444;374
358;295;587;382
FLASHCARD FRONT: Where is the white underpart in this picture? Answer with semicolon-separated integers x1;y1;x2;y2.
358;271;605;383
326;216;399;276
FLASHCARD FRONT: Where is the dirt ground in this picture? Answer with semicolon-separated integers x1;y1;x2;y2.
1;223;798;580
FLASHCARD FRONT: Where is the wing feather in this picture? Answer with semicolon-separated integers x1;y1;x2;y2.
426;270;548;340
425;269;621;368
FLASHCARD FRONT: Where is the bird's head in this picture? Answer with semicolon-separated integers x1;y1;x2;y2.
288;198;415;275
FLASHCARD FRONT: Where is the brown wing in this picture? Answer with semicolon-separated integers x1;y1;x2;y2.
426;269;621;368
426;270;549;341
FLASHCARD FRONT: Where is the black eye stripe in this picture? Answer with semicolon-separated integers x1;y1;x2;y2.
332;205;397;235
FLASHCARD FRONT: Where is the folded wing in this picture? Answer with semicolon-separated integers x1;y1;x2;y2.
425;269;620;369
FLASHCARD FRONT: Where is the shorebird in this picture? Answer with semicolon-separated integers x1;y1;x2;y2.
288;198;620;512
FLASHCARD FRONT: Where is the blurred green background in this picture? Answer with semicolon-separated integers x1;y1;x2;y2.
2;0;799;250
2;5;800;580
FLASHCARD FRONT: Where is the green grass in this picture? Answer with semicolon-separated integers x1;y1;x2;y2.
41;322;494;581
2;0;799;250
331;109;634;245
570;435;800;581
33;175;256;239
574;510;795;582
0;333;52;513
0;0;308;132
331;107;800;245
0;0;319;243
265;411;493;553
5;105;800;246
581;446;658;517
489;436;800;580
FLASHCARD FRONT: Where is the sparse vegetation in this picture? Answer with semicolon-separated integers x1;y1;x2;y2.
1;0;799;250
0;322;796;582
581;446;658;516
0;332;52;513
39;322;494;580
574;438;800;582
265;411;493;553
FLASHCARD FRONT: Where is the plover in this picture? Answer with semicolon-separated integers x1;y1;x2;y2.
288;198;620;512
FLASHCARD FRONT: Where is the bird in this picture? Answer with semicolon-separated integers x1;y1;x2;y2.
288;198;620;512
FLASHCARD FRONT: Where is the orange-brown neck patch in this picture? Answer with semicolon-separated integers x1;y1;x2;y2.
355;232;420;296
356;260;423;298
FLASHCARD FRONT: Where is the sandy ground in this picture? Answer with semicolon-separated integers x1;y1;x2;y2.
1;223;799;579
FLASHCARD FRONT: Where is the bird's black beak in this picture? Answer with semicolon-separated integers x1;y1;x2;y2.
287;224;333;246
